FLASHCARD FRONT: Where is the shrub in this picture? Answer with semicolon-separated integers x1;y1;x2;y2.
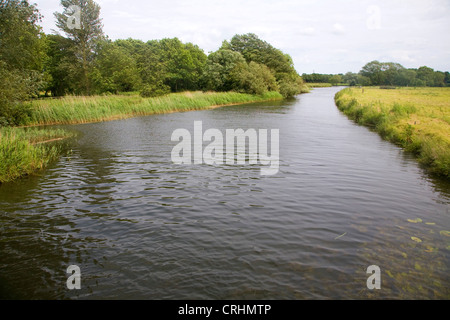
140;82;171;98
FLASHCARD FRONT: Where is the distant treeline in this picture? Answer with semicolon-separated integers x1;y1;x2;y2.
0;0;306;126
303;61;450;87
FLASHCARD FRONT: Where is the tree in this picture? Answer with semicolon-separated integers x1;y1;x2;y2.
394;69;417;87
158;38;206;92
360;61;384;85
230;61;278;95
343;72;359;86
445;72;450;87
44;34;78;96
0;0;46;125
91;41;141;93
202;49;246;91
329;74;343;86
54;0;105;94
416;66;435;87
224;33;304;97
433;71;445;87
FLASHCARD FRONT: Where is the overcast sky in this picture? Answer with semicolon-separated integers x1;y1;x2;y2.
34;0;450;74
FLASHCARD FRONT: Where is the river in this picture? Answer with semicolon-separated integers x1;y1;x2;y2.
0;87;448;299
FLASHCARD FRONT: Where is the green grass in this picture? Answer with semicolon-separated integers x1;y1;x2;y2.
306;83;333;88
2;91;283;183
335;87;450;178
28;91;283;126
0;127;75;183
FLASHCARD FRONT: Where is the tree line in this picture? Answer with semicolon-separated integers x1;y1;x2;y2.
0;0;305;126
303;61;450;87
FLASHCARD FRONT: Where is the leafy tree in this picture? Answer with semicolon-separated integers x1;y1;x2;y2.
225;33;304;97
343;72;359;86
158;38;206;92
226;33;294;76
329;74;343;86
202;49;246;91
54;0;105;94
433;71;445;87
360;61;384;85
394;69;417;87
444;72;450;87
416;66;435;86
230;61;278;95
44;34;78;96
0;0;46;125
91;41;141;93
277;72;304;98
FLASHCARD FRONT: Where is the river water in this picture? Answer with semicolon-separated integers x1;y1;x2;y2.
0;87;448;299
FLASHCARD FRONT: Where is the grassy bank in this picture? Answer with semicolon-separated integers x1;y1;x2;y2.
1;91;283;183
335;87;450;178
28;91;283;126
0;127;75;183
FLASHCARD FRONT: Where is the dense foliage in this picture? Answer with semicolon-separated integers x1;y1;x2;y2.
2;0;449;129
0;0;45;125
0;0;307;127
303;61;450;87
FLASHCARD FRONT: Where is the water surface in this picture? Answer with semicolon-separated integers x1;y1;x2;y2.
0;87;448;299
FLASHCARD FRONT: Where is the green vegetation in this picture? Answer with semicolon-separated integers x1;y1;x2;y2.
335;87;450;178
304;61;450;87
306;83;332;88
1;1;306;126
0;127;74;183
29;91;283;126
0;0;303;182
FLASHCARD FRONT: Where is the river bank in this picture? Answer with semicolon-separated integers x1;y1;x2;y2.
335;87;450;179
28;91;283;126
0;91;283;183
0;127;76;183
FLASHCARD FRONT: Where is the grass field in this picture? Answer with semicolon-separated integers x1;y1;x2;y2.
28;91;283;126
335;87;450;178
0;127;75;183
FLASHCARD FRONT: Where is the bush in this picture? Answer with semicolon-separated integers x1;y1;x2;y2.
230;61;278;95
0;102;33;127
140;82;171;98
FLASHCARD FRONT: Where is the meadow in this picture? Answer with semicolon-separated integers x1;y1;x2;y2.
335;87;450;178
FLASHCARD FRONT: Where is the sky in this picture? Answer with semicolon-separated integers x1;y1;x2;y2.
34;0;450;74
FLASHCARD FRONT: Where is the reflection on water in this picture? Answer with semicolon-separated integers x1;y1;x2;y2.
0;87;449;299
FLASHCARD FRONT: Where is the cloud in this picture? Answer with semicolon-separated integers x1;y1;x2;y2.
332;23;346;35
33;0;450;74
297;27;316;36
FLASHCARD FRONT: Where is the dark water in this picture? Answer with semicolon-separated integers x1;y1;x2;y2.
0;87;449;299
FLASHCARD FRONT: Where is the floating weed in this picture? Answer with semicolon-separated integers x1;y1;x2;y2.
439;230;450;237
407;218;423;223
411;236;422;243
424;245;438;253
425;222;436;225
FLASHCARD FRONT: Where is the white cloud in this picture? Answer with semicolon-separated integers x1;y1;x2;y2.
332;23;346;35
34;0;450;74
